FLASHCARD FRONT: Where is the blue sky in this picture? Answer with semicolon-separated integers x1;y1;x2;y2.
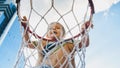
86;2;120;68
0;16;22;68
0;1;120;68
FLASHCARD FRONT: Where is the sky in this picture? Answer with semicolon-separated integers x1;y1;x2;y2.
0;0;120;68
86;1;120;68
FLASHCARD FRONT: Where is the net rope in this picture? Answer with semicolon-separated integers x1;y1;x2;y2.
15;0;94;68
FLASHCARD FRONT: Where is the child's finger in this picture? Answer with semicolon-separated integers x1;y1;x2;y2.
85;21;90;29
21;16;28;29
23;16;27;21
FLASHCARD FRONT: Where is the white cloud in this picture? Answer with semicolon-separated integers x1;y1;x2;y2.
93;0;120;13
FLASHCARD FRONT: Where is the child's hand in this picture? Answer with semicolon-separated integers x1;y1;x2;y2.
83;21;93;29
21;16;28;29
81;21;93;34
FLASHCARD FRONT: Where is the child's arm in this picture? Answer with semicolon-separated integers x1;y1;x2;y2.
79;21;93;48
21;16;36;49
79;35;89;48
21;16;47;49
21;16;30;42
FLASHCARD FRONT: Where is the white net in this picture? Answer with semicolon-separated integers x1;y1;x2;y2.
15;0;94;68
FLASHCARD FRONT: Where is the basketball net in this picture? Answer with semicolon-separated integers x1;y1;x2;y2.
15;0;95;68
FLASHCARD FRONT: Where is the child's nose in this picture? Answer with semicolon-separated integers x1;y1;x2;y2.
52;27;56;30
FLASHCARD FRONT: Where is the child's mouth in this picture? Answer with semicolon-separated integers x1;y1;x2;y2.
53;31;57;34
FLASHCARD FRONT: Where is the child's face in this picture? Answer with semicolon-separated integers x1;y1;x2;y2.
47;23;64;40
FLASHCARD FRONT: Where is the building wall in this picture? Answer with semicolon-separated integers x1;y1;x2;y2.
0;0;16;36
0;0;22;68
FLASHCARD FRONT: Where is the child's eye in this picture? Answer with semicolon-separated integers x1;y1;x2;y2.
56;27;60;29
56;28;59;29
